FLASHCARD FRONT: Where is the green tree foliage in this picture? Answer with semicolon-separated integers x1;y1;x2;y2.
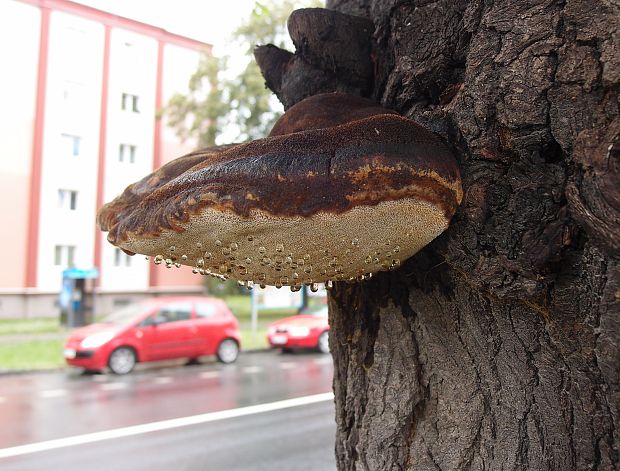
165;0;319;147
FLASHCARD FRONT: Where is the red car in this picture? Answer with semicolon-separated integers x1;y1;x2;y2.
267;306;330;354
64;296;241;374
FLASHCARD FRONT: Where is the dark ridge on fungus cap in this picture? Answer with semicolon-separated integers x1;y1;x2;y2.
97;144;238;232
107;114;462;245
269;92;399;136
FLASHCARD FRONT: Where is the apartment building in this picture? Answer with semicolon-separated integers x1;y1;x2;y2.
0;0;210;317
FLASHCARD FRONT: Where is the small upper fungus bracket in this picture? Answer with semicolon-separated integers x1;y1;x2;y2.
255;8;375;109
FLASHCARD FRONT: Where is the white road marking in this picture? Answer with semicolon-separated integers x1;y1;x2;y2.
39;389;67;399
199;371;220;379
100;382;126;391
242;366;263;374
0;392;334;459
154;376;172;385
279;362;297;370
313;357;333;365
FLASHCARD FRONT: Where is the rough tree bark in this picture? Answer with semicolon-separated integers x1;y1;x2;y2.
257;1;619;469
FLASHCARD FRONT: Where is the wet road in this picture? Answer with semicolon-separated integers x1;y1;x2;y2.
0;351;335;470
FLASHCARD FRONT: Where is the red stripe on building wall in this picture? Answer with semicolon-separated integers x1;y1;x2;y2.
25;6;51;288
153;40;164;170
149;39;165;288
93;24;111;283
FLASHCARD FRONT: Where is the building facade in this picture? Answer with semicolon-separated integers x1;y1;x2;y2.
0;0;209;318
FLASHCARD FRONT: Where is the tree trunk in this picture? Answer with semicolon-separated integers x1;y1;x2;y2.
325;1;619;469
259;0;619;468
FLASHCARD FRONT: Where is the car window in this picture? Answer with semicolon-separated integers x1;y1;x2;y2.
154;302;193;324
300;306;329;317
196;302;217;318
103;302;150;325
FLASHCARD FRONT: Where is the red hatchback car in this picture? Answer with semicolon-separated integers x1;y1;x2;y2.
267;306;330;354
64;296;241;374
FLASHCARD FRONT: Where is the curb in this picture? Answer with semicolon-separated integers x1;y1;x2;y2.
0;347;275;376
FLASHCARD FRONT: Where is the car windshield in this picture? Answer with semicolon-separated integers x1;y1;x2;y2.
301;306;328;317
100;302;149;325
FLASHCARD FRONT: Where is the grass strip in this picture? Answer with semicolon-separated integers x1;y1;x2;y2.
0;318;63;336
0;339;66;371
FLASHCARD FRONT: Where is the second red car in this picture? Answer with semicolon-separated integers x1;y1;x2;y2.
267;306;329;353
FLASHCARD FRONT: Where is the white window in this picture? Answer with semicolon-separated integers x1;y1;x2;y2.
58;189;78;210
61;133;81;157
119;144;136;163
54;245;76;267
114;248;132;267
121;93;139;113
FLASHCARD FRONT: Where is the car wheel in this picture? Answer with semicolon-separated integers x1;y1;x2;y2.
317;331;330;354
216;338;239;364
108;347;136;374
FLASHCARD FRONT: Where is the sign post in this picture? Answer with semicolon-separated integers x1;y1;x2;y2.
250;288;258;343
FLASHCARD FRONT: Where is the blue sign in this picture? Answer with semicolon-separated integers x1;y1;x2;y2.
59;277;72;311
62;267;99;279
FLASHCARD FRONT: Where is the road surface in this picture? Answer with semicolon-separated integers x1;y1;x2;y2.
0;350;336;470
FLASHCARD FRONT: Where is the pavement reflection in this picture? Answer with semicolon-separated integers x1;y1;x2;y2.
0;350;334;449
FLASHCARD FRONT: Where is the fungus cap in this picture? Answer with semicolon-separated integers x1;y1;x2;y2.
98;93;462;287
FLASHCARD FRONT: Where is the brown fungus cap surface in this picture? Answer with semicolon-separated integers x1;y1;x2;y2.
98;144;238;236
98;93;462;287
269;92;398;136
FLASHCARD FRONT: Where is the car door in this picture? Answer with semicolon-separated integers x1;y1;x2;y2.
193;301;226;355
141;301;197;360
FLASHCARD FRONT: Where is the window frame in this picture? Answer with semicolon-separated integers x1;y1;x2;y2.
60;133;81;157
54;245;76;267
113;248;132;267
118;143;137;163
58;189;78;211
121;93;140;113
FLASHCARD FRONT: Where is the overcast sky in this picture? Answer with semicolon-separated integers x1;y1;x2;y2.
70;1;284;144
73;0;258;51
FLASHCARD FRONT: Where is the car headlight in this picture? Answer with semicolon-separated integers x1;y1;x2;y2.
288;326;310;337
80;332;114;349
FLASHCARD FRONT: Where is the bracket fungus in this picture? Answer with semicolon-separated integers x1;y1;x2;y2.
98;92;462;289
